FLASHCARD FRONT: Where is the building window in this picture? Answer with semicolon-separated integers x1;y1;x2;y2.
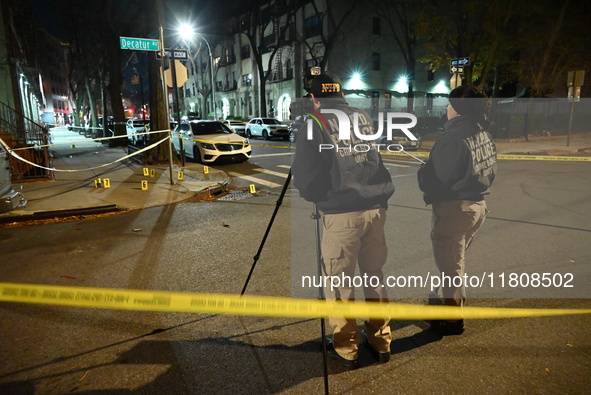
222;46;236;65
241;45;250;59
373;17;381;35
286;59;293;80
372;53;380;71
305;14;323;38
263;34;276;53
242;74;252;87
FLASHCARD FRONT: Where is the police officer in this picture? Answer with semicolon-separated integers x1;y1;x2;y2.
417;85;497;336
293;72;394;369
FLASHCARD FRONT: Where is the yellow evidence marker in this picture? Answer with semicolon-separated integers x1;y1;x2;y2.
141;180;148;190
249;184;257;194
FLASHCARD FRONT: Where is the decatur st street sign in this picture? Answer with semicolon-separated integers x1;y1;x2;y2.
119;36;160;51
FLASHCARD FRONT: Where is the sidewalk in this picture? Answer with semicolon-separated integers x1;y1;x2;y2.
421;131;591;156
1;128;590;224
0;127;230;223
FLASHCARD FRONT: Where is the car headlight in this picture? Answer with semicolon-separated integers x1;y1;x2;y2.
201;142;216;150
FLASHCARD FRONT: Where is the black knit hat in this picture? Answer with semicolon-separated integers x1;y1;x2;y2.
448;85;487;116
311;72;343;98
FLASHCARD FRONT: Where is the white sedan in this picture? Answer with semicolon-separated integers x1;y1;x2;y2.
172;120;251;163
246;118;290;140
222;120;247;136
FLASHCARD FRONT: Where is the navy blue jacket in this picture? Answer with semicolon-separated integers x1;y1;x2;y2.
293;99;394;214
418;116;496;205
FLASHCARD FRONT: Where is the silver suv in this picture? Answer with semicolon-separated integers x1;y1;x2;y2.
0;145;27;213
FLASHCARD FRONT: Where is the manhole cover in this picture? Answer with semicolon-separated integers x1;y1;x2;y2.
217;190;253;201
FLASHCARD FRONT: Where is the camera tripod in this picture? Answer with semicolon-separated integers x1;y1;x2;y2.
239;168;330;394
238;144;426;394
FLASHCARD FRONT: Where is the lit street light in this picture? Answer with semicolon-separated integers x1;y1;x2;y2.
178;23;216;120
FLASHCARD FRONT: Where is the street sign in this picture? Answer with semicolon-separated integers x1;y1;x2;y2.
120;36;159;51
157;49;189;61
165;60;189;87
567;70;585;87
450;57;470;66
450;74;462;89
450;66;464;74
169;49;188;60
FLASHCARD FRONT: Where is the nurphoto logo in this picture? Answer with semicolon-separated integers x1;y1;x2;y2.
305;110;418;152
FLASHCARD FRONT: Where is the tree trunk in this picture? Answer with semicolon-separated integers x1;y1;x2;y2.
143;0;172;163
85;79;99;134
105;40;126;146
146;52;171;163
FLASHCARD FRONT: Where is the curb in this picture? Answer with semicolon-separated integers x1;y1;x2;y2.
0;204;120;224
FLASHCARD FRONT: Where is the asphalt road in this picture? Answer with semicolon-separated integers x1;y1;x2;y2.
1;145;590;394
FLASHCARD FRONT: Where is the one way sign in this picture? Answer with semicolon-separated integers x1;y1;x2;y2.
451;57;470;66
156;49;188;61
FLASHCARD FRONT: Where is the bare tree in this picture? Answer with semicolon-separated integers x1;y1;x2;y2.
301;0;361;71
368;0;419;110
238;0;299;116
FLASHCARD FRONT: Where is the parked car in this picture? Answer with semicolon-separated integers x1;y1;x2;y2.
223;120;247;136
0;145;26;213
246;118;290;140
172;120;251;163
126;118;150;146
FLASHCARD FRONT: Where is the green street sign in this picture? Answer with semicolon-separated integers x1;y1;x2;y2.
119;36;159;51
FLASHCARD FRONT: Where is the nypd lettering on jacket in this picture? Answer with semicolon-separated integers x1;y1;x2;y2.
465;131;496;177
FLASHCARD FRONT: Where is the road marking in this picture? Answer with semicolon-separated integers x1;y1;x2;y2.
277;165;291;169
253;168;289;178
383;161;410;168
253;152;293;158
227;172;283;188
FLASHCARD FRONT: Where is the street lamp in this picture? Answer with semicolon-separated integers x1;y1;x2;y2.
178;23;216;120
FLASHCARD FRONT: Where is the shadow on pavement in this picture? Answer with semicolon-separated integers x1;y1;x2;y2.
0;319;441;394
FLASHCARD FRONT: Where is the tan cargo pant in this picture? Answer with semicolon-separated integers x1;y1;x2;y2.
321;208;391;361
431;200;487;307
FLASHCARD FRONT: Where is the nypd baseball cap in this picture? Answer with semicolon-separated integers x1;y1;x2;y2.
311;72;343;98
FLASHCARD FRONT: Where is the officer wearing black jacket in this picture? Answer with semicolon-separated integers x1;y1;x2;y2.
293;72;394;369
418;85;496;336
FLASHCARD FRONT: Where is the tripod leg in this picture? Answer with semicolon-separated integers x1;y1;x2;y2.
313;204;330;395
240;169;292;296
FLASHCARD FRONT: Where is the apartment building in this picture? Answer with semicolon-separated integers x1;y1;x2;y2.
37;30;72;126
182;0;451;124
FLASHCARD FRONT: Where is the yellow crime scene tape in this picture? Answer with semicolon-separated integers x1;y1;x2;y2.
381;150;591;162
177;134;591;162
496;154;591;161
1;282;590;320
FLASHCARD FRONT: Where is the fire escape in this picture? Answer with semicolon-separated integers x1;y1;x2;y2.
271;17;283;82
